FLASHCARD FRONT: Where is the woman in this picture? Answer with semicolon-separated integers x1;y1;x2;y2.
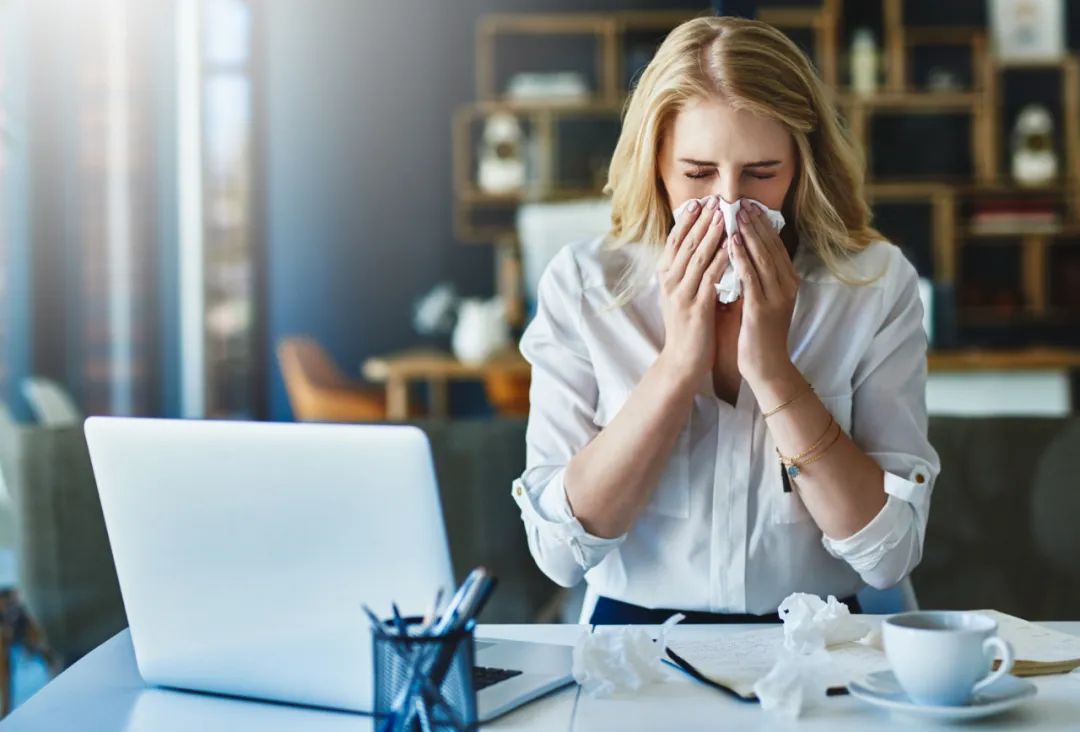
511;16;938;624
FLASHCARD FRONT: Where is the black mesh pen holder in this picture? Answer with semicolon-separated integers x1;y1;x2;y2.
373;618;478;732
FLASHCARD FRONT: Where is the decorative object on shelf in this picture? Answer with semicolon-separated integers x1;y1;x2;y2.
969;197;1061;234
506;72;589;103
990;0;1064;62
477;113;527;194
413;283;460;338
1011;104;1059;186
850;28;879;96
926;67;962;92
452;297;510;365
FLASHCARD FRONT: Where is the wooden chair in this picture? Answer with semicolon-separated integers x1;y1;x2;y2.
277;337;387;422
483;371;530;417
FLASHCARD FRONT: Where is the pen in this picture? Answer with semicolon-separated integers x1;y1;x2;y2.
391;603;409;637
421;588;444;636
362;604;390;638
446;575;493;634
461;576;498;626
425;576;498;692
432;568;488;636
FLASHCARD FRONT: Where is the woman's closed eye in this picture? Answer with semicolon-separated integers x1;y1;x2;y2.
682;168;777;181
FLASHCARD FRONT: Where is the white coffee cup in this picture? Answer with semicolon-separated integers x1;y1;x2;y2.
883;611;1015;706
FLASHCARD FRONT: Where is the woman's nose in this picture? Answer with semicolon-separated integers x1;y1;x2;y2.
709;176;741;205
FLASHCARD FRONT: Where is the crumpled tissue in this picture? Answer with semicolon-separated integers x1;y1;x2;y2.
752;593;871;718
572;613;685;698
671;197;786;304
779;592;870;653
753;644;833;718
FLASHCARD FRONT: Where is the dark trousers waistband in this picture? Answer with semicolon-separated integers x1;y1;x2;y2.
590;594;863;625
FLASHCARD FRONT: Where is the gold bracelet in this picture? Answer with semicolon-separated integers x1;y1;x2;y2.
776;415;835;466
785;422;843;478
761;383;814;419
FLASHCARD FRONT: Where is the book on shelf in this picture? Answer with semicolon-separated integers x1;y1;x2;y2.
969;198;1062;235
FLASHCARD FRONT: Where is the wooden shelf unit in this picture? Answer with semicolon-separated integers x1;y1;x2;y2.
758;0;840;87
453;4;1080;341
474;11;706;104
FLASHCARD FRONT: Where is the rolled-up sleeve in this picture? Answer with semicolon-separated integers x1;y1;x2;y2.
822;251;939;589
512;247;625;588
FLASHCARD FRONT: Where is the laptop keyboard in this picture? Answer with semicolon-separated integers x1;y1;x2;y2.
472;665;523;691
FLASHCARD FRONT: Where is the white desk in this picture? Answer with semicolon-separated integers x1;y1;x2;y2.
3;623;1080;731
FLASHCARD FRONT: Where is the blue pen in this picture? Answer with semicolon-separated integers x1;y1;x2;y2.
362;604;391;639
432;568;487;636
424;577;498;698
390;603;409;637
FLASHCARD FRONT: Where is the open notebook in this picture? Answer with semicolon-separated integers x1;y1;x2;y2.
665;611;1080;701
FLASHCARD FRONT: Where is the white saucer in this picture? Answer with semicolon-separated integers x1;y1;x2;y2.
848;670;1037;720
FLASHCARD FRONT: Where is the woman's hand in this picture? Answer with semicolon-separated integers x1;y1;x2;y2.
657;196;730;386
728;204;799;388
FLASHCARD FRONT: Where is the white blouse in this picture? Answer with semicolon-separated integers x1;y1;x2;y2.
511;235;939;615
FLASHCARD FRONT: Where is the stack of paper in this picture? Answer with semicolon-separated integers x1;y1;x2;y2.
978;610;1080;677
665;611;1080;700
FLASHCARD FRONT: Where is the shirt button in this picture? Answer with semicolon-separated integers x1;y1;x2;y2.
914;472;926;485
515;485;523;496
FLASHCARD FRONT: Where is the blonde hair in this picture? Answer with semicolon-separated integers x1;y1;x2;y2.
605;15;882;298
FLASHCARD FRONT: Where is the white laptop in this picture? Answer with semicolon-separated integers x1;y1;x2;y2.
85;418;573;722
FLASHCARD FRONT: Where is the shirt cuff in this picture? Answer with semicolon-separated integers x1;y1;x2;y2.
823;466;925;565
512;471;625;570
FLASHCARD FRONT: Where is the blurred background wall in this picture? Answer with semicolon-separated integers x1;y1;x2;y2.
6;0;1080;424
2;0;713;424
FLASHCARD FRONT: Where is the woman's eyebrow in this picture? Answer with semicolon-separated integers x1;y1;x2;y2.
676;158;783;168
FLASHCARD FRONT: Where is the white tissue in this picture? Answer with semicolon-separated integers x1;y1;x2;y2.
779;593;870;653
752;645;832;719
671;197;786;304
753;593;871;718
572;613;685;698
